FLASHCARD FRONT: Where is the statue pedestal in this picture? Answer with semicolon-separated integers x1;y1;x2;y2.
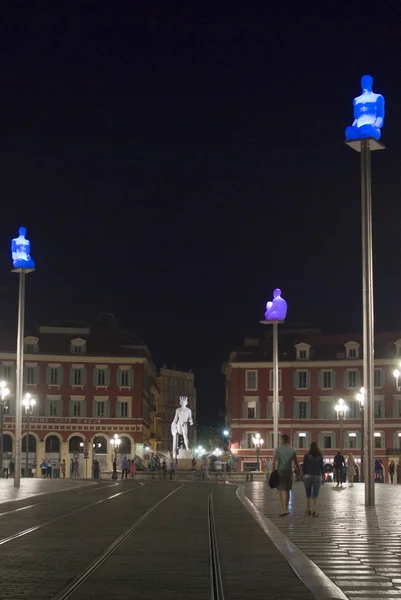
176;448;193;471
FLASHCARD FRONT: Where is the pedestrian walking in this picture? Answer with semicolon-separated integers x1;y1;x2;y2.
202;457;210;481
112;458;117;480
273;434;301;517
191;457;197;478
389;460;395;484
3;456;10;479
380;460;385;483
121;457;129;479
93;459;100;480
334;450;345;487
40;458;47;478
46;458;52;478
70;458;74;478
129;459;136;479
169;460;176;480
61;459;66;479
302;442;324;517
375;458;382;483
347;453;356;487
31;461;36;478
10;458;14;477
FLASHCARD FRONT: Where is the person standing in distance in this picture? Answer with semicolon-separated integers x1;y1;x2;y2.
334;450;345;487
273;434;300;516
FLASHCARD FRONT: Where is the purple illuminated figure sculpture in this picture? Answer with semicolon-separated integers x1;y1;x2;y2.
345;74;385;141
264;289;287;322
11;227;35;269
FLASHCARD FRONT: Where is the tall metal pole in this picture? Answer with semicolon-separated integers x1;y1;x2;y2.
360;407;365;483
273;322;279;450
361;139;375;506
340;417;343;452
256;445;260;471
14;271;26;489
0;401;4;478
25;410;30;478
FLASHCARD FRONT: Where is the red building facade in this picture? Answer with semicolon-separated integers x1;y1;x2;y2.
224;328;401;477
0;320;157;474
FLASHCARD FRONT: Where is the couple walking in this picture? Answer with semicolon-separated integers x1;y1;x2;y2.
273;435;324;517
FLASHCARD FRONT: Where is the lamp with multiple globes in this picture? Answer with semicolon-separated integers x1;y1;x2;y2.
22;393;36;477
110;434;121;472
335;398;348;452
252;432;264;472
393;365;401;391
0;381;10;477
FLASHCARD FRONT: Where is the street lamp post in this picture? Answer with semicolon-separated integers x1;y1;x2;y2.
110;434;121;479
356;387;365;482
22;393;36;478
0;382;10;477
335;398;348;452
252;432;264;472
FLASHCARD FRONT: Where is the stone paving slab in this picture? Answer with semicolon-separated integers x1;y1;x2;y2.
246;481;401;600
0;477;94;507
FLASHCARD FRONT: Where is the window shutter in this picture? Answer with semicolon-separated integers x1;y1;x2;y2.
69;368;74;385
280;400;284;418
332;371;336;388
104;401;110;418
34;366;40;384
105;368;111;386
393;399;400;418
242;401;247;418
69;399;73;417
116;369;121;387
46;367;51;384
306;402;311;418
92;401;96;417
82;368;87;386
293;372;298;388
306;371;311;389
241;432;247;449
93;369;98;386
266;401;272;419
318;371;323;389
343;371;348;388
128;369;134;387
356;370;361;387
269;370;273;390
45;400;50;417
380;369;385;388
318;401;323;419
81;400;87;417
255;400;260;419
58;368;64;386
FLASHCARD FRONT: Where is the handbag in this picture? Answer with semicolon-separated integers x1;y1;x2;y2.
269;469;279;489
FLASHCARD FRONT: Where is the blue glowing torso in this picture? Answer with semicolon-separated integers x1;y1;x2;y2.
345;83;385;141
11;234;35;269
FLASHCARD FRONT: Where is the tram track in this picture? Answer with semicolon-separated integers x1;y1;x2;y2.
208;486;225;600
52;484;184;600
0;483;143;547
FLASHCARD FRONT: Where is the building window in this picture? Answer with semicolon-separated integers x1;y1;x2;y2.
297;371;308;389
120;371;129;387
323;435;332;449
374;433;382;449
374;369;383;388
120;402;128;417
319;400;334;419
323;371;332;389
96;402;105;418
73;369;82;386
374;399;384;419
349;349;357;358
348;433;357;449
50;368;59;385
70;338;87;354
27;367;35;384
24;338;39;353
73;401;81;417
3;365;12;380
49;401;58;417
97;370;105;386
297;433;307;449
345;342;360;359
245;370;258;391
346;370;358;388
300;350;307;359
297;402;307;419
247;400;256;419
348;402;359;419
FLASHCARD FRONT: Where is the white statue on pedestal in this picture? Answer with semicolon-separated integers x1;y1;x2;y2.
171;396;193;459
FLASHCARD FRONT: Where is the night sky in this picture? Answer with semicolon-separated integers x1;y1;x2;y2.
0;4;401;426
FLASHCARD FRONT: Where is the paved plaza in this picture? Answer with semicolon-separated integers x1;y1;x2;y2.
246;480;401;600
0;477;399;599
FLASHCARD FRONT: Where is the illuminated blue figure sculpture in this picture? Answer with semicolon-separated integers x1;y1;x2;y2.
264;288;287;322
345;74;385;141
11;227;35;269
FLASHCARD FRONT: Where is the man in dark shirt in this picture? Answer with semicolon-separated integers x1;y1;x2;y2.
334;450;345;487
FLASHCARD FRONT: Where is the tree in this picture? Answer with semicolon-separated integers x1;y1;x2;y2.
197;426;222;451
